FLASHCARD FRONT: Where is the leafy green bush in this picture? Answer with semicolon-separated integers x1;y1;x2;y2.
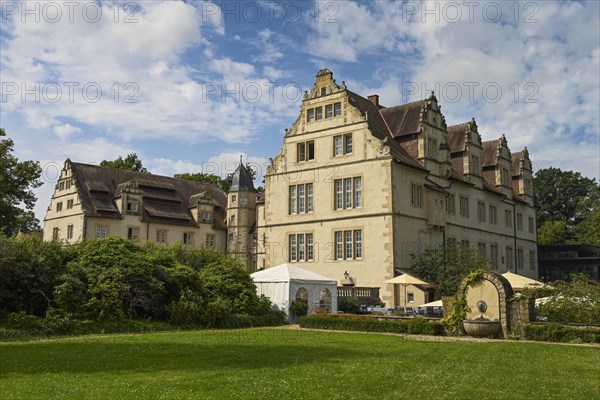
523;323;600;344
290;299;309;317
338;297;357;314
535;274;600;324
299;315;444;335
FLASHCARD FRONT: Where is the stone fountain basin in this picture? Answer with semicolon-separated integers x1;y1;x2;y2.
463;319;501;337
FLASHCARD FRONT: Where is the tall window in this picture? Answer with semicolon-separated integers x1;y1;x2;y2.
478;242;487;258
333;102;342;116
411;184;423;208
56;202;63;212
528;216;534;234
156;230;167;244
325;104;333;118
183;232;194;246
59;181;65;191
505;210;513;228
96;225;108;239
459;196;469;218
501;168;510;186
516;213;523;231
335;230;362;260
289;233;314;262
67;199;74;209
471;155;480;175
427;137;437;159
67;225;74;240
506;246;513;269
297;141;315;162
517;248;524;270
52;227;59;239
334;177;362;210
307;108;315;122
206;234;215;247
490;244;499;269
477;201;486;222
489;204;497;225
127;227;140;241
316;107;323;120
333;133;352;156
446;194;455;215
289;183;313;214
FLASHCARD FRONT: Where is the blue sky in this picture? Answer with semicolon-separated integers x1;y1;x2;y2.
1;0;599;224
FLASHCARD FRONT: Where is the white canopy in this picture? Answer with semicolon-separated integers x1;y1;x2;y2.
501;271;545;291
416;299;443;307
251;263;338;321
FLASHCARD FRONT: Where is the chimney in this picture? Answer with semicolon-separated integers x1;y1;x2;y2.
368;94;379;106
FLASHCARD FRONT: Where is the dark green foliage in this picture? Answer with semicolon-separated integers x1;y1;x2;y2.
338;297;357;314
100;153;148;173
0;236;283;334
290;299;309;317
0;235;67;317
0;129;43;235
299;315;445;335
534;167;600;244
523;323;600;344
412;242;490;296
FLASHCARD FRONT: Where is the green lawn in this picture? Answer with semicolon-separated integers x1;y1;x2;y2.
1;328;599;399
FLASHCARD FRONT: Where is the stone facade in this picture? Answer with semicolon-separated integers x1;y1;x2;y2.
44;69;539;306
256;69;538;306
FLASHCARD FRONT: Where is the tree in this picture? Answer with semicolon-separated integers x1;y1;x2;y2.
535;274;600;324
538;220;568;245
176;163;261;193
100;153;148;173
412;242;490;296
534;167;597;228
534;167;600;244
175;172;229;192
0;128;42;235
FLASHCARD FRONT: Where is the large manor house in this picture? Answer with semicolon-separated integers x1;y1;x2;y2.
44;69;537;305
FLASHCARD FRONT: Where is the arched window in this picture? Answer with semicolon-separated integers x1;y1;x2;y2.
296;287;308;302
319;288;332;311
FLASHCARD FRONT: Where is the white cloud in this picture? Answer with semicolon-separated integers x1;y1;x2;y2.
52;123;82;139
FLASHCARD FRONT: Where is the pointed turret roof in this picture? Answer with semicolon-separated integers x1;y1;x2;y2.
230;156;256;193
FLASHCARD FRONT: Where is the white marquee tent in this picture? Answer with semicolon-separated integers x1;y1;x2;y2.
251;263;338;320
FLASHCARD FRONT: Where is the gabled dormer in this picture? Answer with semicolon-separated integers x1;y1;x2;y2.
118;180;143;215
482;134;513;197
511;147;534;205
419;92;450;177
190;191;214;224
450;118;483;188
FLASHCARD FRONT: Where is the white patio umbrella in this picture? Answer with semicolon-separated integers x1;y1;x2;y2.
384;274;429;313
501;271;546;291
416;299;443;307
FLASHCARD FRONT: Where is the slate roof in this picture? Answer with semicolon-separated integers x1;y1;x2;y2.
482;139;500;167
230;161;256;192
447;123;469;153
380;100;424;137
346;91;426;171
69;161;227;229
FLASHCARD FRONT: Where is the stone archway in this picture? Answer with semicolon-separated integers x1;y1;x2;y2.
462;271;514;337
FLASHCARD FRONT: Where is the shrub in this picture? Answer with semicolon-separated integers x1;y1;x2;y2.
299;315;444;336
338;297;357;314
535;274;600;324
522;323;600;344
290;299;309;317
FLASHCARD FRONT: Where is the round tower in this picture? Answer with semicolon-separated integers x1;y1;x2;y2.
226;156;257;270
